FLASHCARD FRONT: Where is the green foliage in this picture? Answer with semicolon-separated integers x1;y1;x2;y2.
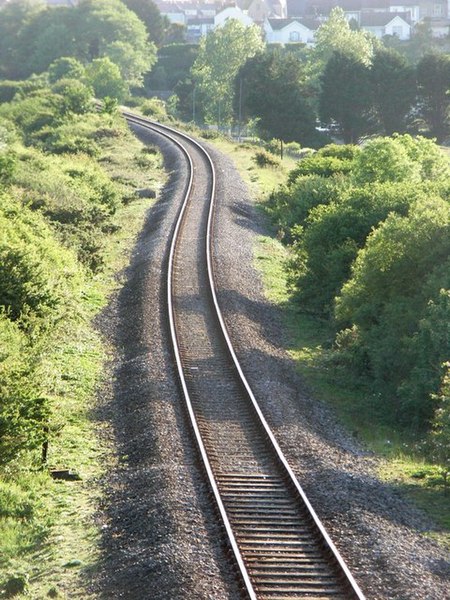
0;194;81;323
0;77;47;103
0;0;155;88
288;144;358;182
267;174;347;241
335;197;450;425
319;50;372;143
424;364;450;488
192;19;264;125
416;52;450;142
48;57;86;84
252;149;280;168
123;0;168;46
352;137;421;185
313;7;378;67
235;48;317;145
146;44;198;91
266;134;450;432
290;181;424;314
85;57;128;101
370;47;415;135
51;79;93;115
140;98;167;120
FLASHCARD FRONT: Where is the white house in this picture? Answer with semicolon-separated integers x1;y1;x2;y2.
360;11;411;38
264;17;317;43
214;6;255;28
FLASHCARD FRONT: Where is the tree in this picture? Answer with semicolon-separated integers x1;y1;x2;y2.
416;52;450;142
24;6;79;74
48;57;86;83
235;49;317;145
335;196;450;425
0;0;46;78
85;57;128;102
75;0;156;88
314;7;378;67
370;47;416;135
0;0;156;89
122;0;169;46
191;19;264;126
319;51;372;143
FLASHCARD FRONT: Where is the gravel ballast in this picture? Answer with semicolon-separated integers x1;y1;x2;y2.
93;125;449;599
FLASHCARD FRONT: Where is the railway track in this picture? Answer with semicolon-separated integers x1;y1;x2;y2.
124;111;366;600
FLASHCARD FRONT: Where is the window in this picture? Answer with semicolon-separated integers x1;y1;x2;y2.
433;4;443;17
289;31;300;41
392;25;403;37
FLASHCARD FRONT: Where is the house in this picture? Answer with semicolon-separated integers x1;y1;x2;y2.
360;11;412;37
389;1;420;22
214;5;255;27
264;16;318;41
157;2;188;24
186;16;215;41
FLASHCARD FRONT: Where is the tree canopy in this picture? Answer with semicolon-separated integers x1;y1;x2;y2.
192;19;264;125
235;48;317;145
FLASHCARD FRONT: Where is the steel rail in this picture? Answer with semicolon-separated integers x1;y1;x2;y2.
124;111;366;600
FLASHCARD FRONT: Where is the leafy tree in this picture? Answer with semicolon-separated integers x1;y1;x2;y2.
0;0;46;78
122;0;169;46
191;19;264;125
416;52;450;142
335;196;450;425
292;181;425;313
319;51;372;143
48;57;86;84
85;57;128;102
235;49;317;145
314;7;378;67
0;0;156;88
370;47;416;135
75;0;156;88
24;6;79;75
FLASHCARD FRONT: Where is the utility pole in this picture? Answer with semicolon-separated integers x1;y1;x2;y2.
192;85;196;124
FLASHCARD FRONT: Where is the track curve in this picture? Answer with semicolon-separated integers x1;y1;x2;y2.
124;111;366;600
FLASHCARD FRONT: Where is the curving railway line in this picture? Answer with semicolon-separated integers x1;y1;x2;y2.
124;111;366;600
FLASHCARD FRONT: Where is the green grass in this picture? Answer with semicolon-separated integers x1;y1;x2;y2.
0;118;165;599
211;136;450;549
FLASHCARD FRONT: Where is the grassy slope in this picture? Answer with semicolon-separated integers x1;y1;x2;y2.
0;123;165;599
209;135;450;550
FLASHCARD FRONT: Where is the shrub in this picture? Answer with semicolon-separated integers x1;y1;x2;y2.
287;144;357;183
140;98;167;120
0;194;81;323
253;149;280;168
334;196;450;425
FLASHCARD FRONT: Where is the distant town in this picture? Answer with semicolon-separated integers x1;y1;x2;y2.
1;0;448;42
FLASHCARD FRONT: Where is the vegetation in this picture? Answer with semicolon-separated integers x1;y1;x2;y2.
191;19;264;126
0;0;156;96
0;76;163;596
265;135;450;482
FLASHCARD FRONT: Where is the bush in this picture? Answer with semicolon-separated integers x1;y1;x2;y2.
0;194;81;323
140;98;167;120
253;149;280;168
334;196;450;425
287;144;358;183
289;181;425;313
